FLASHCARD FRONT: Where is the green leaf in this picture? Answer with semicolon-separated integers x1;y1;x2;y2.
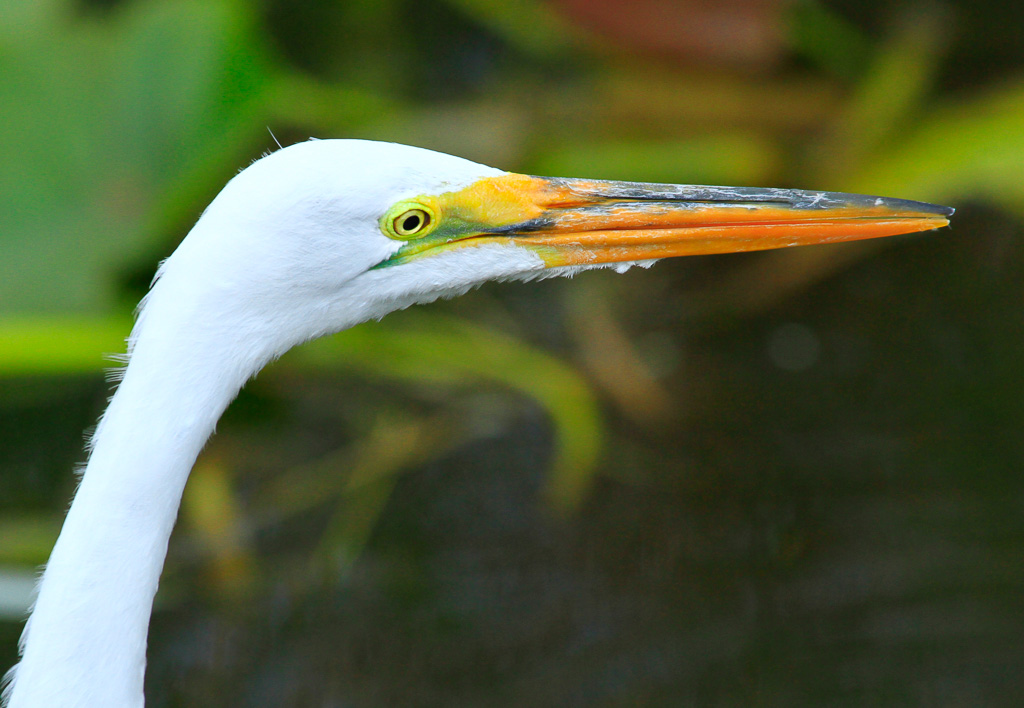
0;515;61;566
787;0;870;80
0;317;128;376
814;11;946;181
531;134;782;187
847;81;1024;212
0;0;271;315
0;311;605;511
287;310;605;511
437;0;577;57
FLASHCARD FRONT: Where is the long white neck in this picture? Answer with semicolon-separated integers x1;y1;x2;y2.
2;139;519;707
4;258;271;707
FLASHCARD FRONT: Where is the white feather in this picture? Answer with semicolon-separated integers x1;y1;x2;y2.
3;140;643;707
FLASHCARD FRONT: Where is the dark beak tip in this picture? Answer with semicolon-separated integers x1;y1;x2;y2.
924;203;955;218
869;194;954;219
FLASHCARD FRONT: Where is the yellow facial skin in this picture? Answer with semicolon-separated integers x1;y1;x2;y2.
377;173;953;269
378;174;558;264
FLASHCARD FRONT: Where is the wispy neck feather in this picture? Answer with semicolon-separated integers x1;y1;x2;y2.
4;254;275;707
2;139;555;707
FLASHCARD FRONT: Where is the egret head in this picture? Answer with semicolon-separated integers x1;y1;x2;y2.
2;138;954;708
156;139;951;357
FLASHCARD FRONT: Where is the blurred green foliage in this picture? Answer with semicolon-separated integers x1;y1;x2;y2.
2;0;1024;704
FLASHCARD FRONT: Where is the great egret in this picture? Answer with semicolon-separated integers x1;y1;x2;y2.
2;139;951;707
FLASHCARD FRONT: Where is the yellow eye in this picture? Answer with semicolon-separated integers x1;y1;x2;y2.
395;209;430;235
382;201;437;240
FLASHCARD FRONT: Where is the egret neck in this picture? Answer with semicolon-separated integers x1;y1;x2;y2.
2;139;952;707
8;263;275;707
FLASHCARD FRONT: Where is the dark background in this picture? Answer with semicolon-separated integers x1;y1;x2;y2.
2;0;1023;704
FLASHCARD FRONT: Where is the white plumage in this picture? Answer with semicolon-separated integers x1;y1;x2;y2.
2;140;950;707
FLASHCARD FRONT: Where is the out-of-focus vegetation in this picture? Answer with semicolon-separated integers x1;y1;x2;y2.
2;0;1024;704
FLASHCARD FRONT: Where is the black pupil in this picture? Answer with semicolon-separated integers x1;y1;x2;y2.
402;213;422;231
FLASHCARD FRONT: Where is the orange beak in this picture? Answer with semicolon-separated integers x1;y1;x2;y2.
381;173;953;268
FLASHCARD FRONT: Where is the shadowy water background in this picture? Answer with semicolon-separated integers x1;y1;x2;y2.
2;0;1023;704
